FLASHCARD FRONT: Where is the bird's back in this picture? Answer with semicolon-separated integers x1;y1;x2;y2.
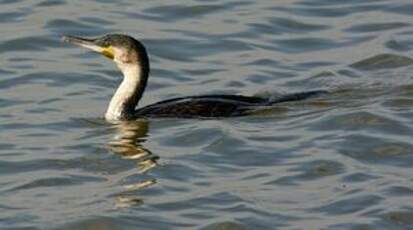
134;95;268;118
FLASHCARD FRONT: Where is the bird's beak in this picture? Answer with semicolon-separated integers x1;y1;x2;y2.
62;35;114;60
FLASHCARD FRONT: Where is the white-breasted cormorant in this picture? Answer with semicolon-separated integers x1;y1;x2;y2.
63;34;325;121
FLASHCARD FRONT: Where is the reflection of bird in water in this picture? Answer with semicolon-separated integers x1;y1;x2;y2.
108;119;158;173
107;120;157;208
63;34;326;121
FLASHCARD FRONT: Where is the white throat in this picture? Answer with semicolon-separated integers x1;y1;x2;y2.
105;63;142;121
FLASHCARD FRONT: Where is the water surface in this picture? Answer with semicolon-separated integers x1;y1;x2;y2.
1;0;413;229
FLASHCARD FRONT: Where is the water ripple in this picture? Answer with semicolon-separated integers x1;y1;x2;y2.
1;0;413;229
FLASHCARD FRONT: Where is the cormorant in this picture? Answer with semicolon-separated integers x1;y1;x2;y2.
63;34;325;121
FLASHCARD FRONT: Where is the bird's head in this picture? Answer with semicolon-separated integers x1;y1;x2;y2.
62;34;148;68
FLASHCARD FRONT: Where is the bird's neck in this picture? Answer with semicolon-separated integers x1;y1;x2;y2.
105;62;148;121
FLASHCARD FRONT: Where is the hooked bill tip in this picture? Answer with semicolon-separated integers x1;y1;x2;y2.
61;35;72;43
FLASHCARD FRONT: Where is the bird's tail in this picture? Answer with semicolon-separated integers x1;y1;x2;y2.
267;90;328;105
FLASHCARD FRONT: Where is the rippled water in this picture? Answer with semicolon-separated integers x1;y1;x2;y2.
1;0;413;229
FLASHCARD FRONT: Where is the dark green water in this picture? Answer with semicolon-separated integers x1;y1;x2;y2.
1;0;413;229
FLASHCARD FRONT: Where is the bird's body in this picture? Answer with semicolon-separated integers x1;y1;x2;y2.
135;91;326;118
135;95;266;118
63;34;325;121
